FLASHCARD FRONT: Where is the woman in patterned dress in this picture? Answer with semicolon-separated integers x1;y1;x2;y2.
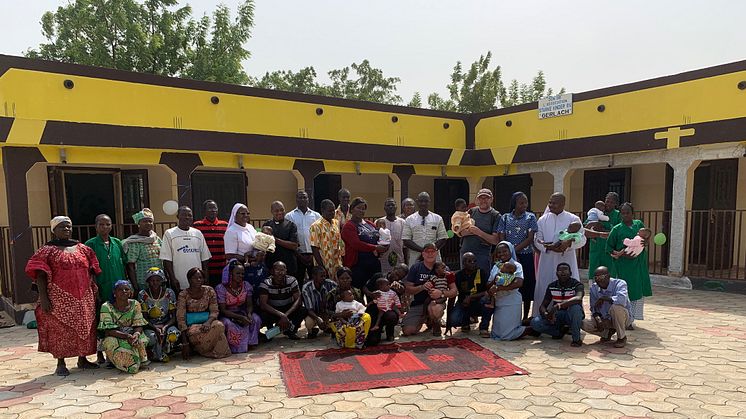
25;216;101;376
327;267;371;349
496;192;539;323
216;260;261;353
98;280;150;373
123;208;163;293
176;268;231;359
138;268;180;362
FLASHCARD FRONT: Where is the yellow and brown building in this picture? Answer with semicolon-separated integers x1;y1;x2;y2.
1;54;745;319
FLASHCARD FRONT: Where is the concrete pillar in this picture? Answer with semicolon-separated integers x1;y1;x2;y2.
2;147;46;310
159;152;203;208
467;176;486;203
392;165;415;204
292;159;324;210
668;158;699;276
548;165;575;205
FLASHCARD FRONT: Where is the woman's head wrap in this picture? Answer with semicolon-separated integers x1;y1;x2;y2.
50;216;72;231
132;208;154;224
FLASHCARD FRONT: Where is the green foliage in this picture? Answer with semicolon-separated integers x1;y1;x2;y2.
26;0;254;84
254;60;402;105
407;92;422;108
426;51;564;112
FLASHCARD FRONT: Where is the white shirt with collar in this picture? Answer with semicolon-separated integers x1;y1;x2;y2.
286;207;321;253
402;211;448;266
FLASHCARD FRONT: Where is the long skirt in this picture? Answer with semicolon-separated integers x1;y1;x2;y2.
185;321;231;359
221;313;262;353
630;298;645;321
490;290;526;341
102;334;150;373
144;326;181;361
516;252;536;303
331;313;371;349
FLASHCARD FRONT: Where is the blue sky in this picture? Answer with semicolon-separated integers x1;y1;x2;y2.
2;1;745;103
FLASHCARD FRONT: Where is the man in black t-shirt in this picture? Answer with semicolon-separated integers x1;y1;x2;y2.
449;252;492;333
530;262;585;347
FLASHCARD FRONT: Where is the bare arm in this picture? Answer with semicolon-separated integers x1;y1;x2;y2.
162;260;179;293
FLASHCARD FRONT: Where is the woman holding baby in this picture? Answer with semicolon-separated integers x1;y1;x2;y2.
606;202;652;322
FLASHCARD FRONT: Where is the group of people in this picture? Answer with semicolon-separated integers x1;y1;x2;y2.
26;186;652;376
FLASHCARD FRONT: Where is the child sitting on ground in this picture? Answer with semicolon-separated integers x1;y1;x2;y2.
621;227;652;258
482;261;517;309
335;289;367;323
375;219;391;246
253;226;276;254
451;199;473;237
587;201;610;223
543;221;584;250
370;277;402;340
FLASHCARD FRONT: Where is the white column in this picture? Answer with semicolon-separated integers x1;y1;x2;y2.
388;173;402;207
667;158;698;276
467;176;486;203
547;165;575;204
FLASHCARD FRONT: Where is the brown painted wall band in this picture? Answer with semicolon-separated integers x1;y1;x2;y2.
40;120;454;165
0;117;13;142
159;152;203;208
293;159;325;210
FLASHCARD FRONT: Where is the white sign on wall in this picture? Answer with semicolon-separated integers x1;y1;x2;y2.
538;93;573;119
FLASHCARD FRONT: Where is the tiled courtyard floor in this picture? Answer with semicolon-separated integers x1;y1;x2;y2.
1;286;745;418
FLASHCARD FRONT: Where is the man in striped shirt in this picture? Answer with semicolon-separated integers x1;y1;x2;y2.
193;200;228;287
301;266;337;338
258;261;307;340
530;262;585;347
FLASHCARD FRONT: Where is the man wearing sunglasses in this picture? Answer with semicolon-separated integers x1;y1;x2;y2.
402;192;449;266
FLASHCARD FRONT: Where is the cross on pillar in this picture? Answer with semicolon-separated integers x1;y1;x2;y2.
654;127;695;149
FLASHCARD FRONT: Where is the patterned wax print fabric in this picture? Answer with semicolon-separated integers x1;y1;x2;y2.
98;300;150;373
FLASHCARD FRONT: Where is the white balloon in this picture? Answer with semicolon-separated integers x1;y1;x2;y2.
163;200;179;216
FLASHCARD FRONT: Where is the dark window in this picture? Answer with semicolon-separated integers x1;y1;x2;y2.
434;179;469;229
583;168;631;211
191;171;247;221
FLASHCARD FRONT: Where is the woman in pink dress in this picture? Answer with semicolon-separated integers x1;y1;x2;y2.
216;260;261;352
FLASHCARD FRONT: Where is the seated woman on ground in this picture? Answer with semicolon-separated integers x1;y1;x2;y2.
217;260;261;353
138;268;180;362
176;268;231;359
98;280;150;373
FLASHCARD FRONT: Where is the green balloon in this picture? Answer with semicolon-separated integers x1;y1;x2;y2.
447;230;455;239
653;232;667;246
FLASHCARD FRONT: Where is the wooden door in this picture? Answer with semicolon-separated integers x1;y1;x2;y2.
434;179;469;229
690;159;738;269
583;168;631;213
492;174;533;214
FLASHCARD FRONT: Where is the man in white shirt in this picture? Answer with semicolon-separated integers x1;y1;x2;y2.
285;191;321;282
160;206;211;293
402;192;449;266
377;198;406;273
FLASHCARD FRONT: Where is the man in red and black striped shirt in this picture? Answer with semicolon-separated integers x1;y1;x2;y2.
193;200;228;286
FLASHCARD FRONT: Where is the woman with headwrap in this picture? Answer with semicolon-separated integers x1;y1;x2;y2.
98;280;150;373
486;241;532;341
123;208;163;293
216;260;261;353
25;216;101;376
224;203;257;263
496;192;539;322
138;267;180;362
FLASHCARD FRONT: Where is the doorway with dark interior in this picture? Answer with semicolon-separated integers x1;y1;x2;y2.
492;174;533;214
191;171;247;222
434;179;469;230
688;159;738;273
583;168;631;213
314;174;342;212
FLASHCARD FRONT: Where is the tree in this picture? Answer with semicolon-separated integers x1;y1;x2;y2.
407;92;422;108
427;51;564;112
26;0;254;84
255;67;323;95
253;60;402;105
322;60;402;104
183;1;254;84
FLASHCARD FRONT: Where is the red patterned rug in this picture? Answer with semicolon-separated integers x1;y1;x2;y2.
279;338;527;397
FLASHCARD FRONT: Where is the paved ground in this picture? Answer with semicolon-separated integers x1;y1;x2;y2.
1;286;745;419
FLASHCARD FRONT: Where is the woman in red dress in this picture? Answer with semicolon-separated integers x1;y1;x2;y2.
25;216;101;376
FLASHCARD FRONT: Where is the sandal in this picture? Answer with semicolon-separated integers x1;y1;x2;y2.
479;330;490;338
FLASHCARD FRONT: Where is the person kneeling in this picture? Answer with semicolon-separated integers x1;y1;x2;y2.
530;263;585;347
581;266;631;348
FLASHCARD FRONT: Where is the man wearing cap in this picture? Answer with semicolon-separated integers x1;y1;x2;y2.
123;208;164;293
459;188;501;280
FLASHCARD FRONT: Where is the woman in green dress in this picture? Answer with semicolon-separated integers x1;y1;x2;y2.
585;192;621;277
606;202;652;322
98;280;150;373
